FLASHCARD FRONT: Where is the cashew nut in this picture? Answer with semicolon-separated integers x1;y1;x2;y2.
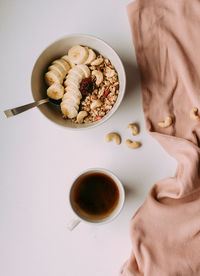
128;123;139;136
91;57;103;66
77;111;88;124
104;67;116;78
190;107;200;121
105;132;121;145
158;116;173;128
125;139;141;149
92;70;103;86
91;99;102;110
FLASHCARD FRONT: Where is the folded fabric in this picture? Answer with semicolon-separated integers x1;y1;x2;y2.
121;0;200;275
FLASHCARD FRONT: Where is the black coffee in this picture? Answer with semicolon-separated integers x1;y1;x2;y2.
73;172;119;219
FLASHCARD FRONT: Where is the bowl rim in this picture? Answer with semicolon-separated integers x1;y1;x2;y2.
31;33;126;130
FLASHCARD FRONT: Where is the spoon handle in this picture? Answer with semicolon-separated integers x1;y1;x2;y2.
4;98;50;118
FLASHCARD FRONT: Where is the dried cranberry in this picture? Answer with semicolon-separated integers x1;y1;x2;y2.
104;90;110;98
80;78;94;96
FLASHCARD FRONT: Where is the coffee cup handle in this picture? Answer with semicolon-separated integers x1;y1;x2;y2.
67;217;81;231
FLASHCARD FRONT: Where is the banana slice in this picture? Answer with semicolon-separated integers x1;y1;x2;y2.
63;92;81;105
62;97;79;108
77;64;90;78
45;70;62;86
53;59;70;73
64;96;80;106
61;55;75;68
69;68;83;81
68;45;89;64
71;66;85;78
64;78;80;89
84;48;96;65
62;92;80;105
47;83;64;100
61;98;79;110
61;103;78;119
64;86;82;99
48;64;66;79
66;71;82;83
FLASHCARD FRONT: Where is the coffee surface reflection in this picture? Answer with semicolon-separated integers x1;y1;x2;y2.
73;172;119;219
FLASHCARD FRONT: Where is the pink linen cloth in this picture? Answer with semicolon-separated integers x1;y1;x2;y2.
121;0;200;275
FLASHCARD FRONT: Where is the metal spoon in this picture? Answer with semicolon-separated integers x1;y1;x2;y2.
4;98;61;118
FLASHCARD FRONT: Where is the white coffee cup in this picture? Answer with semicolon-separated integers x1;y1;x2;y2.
67;168;125;230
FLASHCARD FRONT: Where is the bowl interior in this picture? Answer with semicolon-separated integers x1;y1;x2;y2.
31;34;126;129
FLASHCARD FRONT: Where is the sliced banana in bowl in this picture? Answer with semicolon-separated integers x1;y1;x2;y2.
61;103;78;119
64;86;82;99
62;92;80;105
68;68;83;81
64;78;80;89
47;83;64;100
66;71;82;83
53;59;70;72
71;66;85;78
45;70;62;86
68;45;89;64
48;64;66;79
77;64;90;78
84;48;96;65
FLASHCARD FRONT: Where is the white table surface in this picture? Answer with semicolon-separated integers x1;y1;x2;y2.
0;1;176;275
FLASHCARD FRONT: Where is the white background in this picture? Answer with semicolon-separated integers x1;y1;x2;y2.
0;1;176;276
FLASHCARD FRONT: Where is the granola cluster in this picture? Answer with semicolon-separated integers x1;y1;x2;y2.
73;55;119;123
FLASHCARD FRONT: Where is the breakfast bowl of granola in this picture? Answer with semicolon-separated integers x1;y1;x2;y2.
31;34;126;129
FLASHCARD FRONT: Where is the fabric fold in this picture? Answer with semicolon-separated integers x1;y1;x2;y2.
121;0;200;275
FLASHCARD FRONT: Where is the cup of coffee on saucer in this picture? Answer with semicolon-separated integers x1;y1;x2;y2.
67;168;125;230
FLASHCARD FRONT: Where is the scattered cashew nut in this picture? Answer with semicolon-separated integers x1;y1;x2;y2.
91;99;102;110
106;132;121;145
158;116;173;128
91;57;103;66
105;67;116;78
125;139;141;149
92;70;104;86
77;111;88;124
190;107;200;121
128;123;139;136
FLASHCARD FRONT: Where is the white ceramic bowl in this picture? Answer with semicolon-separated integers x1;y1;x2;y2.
31;34;126;129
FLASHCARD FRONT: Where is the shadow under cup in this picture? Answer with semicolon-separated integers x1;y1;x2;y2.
69;169;125;224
